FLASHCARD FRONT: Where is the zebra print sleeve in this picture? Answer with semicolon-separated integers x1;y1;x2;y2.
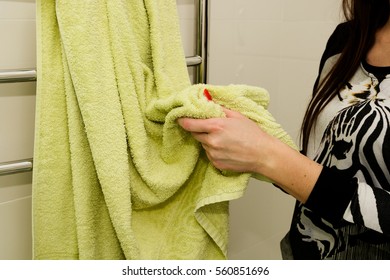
343;182;390;235
305;166;390;235
305;166;358;225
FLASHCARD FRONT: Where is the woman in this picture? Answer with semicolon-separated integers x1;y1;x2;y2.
178;0;390;259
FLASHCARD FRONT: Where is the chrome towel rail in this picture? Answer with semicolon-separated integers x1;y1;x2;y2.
186;55;203;67
0;56;203;84
0;69;37;83
195;0;208;84
0;158;33;176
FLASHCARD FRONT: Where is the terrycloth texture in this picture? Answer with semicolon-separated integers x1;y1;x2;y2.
33;0;297;260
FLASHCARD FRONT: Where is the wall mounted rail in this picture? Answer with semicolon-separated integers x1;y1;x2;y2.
0;55;202;84
0;159;33;176
0;69;37;83
195;0;208;84
0;53;204;84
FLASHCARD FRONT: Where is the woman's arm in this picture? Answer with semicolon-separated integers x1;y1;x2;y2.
178;107;322;203
179;107;390;236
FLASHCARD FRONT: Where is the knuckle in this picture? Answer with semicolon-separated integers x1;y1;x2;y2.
213;160;227;171
208;118;225;131
206;136;219;148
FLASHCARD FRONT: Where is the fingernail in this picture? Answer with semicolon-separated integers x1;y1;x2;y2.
203;88;213;101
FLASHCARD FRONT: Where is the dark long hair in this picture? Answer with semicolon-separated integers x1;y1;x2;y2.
300;0;390;155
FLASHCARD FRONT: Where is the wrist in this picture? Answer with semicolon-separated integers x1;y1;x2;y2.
254;137;322;203
253;134;282;175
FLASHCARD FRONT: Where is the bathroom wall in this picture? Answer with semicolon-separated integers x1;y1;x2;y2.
0;0;341;259
0;0;36;259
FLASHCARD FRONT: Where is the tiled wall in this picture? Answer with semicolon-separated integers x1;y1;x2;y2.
208;0;342;259
0;0;342;259
0;0;36;259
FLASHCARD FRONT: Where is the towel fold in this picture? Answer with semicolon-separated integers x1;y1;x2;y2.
33;0;297;259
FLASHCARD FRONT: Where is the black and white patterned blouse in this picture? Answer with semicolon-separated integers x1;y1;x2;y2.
282;22;390;259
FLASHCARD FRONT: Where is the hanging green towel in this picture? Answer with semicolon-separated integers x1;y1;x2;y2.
33;0;297;260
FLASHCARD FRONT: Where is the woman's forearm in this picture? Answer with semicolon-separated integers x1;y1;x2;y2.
254;138;323;203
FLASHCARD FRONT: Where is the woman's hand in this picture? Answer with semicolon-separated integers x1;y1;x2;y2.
177;107;276;174
178;107;322;203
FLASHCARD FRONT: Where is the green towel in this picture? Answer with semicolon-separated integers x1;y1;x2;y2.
33;0;297;260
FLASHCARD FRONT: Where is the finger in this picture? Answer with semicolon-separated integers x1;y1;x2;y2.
178;118;219;133
191;132;209;144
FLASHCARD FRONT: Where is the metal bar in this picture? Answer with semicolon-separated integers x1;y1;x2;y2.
0;158;33;176
202;0;209;83
0;69;37;83
195;0;208;84
186;55;203;67
0;55;201;84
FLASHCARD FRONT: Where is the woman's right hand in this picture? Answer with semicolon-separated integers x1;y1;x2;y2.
178;107;323;203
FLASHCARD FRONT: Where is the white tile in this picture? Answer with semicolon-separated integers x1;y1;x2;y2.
210;19;283;59
208;55;239;85
179;18;197;56
177;0;196;55
0;197;32;260
210;0;237;20
235;20;282;57
0;0;36;20
228;179;295;259
209;19;236;56
0;86;36;163
177;0;196;20
208;54;282;119
0;1;36;72
0;20;36;69
0;173;32;204
211;0;283;21
228;56;280;91
281;21;338;61
233;0;283;21
208;19;237;84
272;59;319;141
282;0;342;22
229;231;287;260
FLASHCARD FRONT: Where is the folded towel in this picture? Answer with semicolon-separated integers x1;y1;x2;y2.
33;0;297;259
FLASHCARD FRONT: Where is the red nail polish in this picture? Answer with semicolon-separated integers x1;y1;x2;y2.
203;88;212;101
